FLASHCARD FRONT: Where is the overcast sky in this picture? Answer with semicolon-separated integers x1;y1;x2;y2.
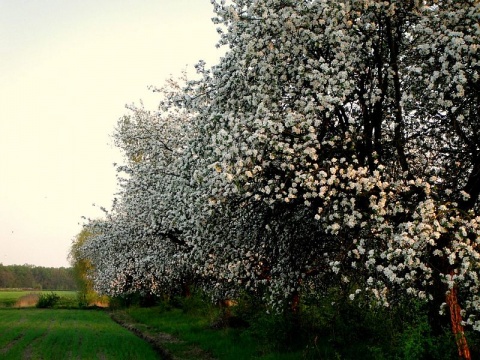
0;0;221;268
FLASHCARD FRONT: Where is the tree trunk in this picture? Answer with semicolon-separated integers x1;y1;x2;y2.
290;291;300;315
446;285;471;360
182;282;191;298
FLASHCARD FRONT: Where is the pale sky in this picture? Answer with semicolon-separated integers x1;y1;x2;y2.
0;0;221;268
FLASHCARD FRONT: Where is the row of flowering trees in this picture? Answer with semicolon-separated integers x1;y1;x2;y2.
79;1;479;357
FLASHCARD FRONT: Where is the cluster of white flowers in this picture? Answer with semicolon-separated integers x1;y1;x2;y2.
78;0;480;331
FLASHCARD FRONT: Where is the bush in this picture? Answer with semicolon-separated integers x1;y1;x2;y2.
36;292;60;308
108;292;160;309
297;291;460;360
246;310;304;352
178;291;219;321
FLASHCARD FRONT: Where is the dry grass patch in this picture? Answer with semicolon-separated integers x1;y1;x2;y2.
15;293;40;308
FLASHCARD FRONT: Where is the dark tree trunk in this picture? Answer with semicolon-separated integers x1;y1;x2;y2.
446;284;471;360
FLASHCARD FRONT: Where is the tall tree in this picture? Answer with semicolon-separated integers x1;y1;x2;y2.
197;1;479;356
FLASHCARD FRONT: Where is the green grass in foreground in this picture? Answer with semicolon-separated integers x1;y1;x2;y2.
126;306;304;360
0;290;77;308
0;309;158;359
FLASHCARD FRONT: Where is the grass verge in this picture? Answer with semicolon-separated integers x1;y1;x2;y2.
123;305;304;360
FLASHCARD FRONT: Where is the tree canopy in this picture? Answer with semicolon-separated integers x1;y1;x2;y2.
78;1;480;349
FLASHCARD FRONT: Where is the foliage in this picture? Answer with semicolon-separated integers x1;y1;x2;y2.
69;228;108;307
0;263;76;290
36;292;60;308
108;292;161;309
178;291;218;318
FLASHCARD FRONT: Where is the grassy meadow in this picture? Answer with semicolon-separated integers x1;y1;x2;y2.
0;290;77;308
1;289;474;359
0;309;159;360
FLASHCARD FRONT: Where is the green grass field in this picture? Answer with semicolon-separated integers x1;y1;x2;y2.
0;290;77;308
125;306;304;360
0;309;159;359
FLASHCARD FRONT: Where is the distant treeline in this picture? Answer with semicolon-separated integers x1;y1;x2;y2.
0;264;77;290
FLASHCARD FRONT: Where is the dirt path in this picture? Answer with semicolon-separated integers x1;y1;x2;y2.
0;333;25;356
110;311;216;360
22;316;55;360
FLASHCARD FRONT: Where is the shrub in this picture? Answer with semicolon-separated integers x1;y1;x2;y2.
36;292;60;308
179;291;219;320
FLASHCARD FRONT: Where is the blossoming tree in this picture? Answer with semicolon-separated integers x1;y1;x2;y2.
196;0;479;356
79;1;479;357
81;76;201;298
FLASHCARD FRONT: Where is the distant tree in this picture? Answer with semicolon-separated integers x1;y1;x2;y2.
0;265;16;288
0;264;76;290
